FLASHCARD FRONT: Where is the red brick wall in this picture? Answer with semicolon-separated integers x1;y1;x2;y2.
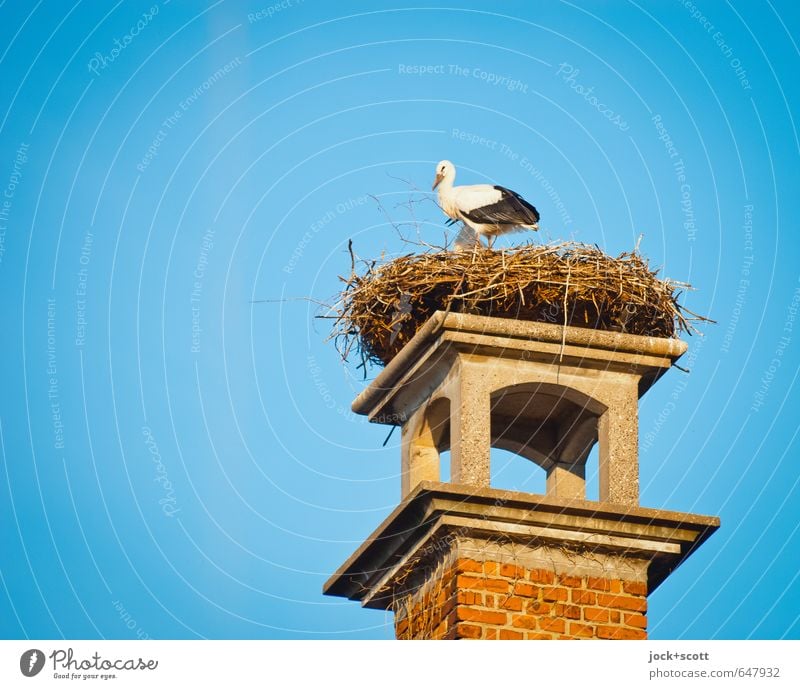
395;557;647;640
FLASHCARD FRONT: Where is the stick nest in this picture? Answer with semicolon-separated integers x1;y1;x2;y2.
330;242;709;368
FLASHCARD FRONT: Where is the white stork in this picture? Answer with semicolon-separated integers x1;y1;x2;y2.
432;160;540;249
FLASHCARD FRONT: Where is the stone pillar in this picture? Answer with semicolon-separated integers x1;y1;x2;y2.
546;460;586;500
400;404;443;496
597;381;640;506
449;364;491;487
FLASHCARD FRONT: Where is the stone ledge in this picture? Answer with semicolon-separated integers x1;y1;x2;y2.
352;311;688;422
323;482;719;610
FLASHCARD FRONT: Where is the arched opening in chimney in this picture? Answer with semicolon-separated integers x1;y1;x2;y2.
489;382;607;501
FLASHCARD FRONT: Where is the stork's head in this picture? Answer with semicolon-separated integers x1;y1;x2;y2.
432;160;455;190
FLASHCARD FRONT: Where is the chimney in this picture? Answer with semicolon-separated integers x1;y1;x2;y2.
324;312;719;639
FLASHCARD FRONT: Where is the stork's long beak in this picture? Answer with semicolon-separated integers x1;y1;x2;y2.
432;172;444;190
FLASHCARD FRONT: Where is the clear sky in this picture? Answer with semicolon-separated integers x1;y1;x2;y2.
0;0;798;640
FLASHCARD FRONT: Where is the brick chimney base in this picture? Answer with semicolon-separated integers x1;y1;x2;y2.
394;538;648;640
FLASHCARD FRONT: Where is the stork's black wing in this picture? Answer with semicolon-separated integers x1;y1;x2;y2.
461;186;540;226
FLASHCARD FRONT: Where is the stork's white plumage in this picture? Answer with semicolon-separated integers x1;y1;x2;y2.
432;160;540;248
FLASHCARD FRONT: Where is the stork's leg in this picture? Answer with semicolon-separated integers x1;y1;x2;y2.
468;230;483;258
487;235;495;250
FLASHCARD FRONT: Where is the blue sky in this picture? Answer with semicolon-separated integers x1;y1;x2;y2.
0;0;798;640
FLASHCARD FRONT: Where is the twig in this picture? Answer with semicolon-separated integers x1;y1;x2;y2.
560;261;571;362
